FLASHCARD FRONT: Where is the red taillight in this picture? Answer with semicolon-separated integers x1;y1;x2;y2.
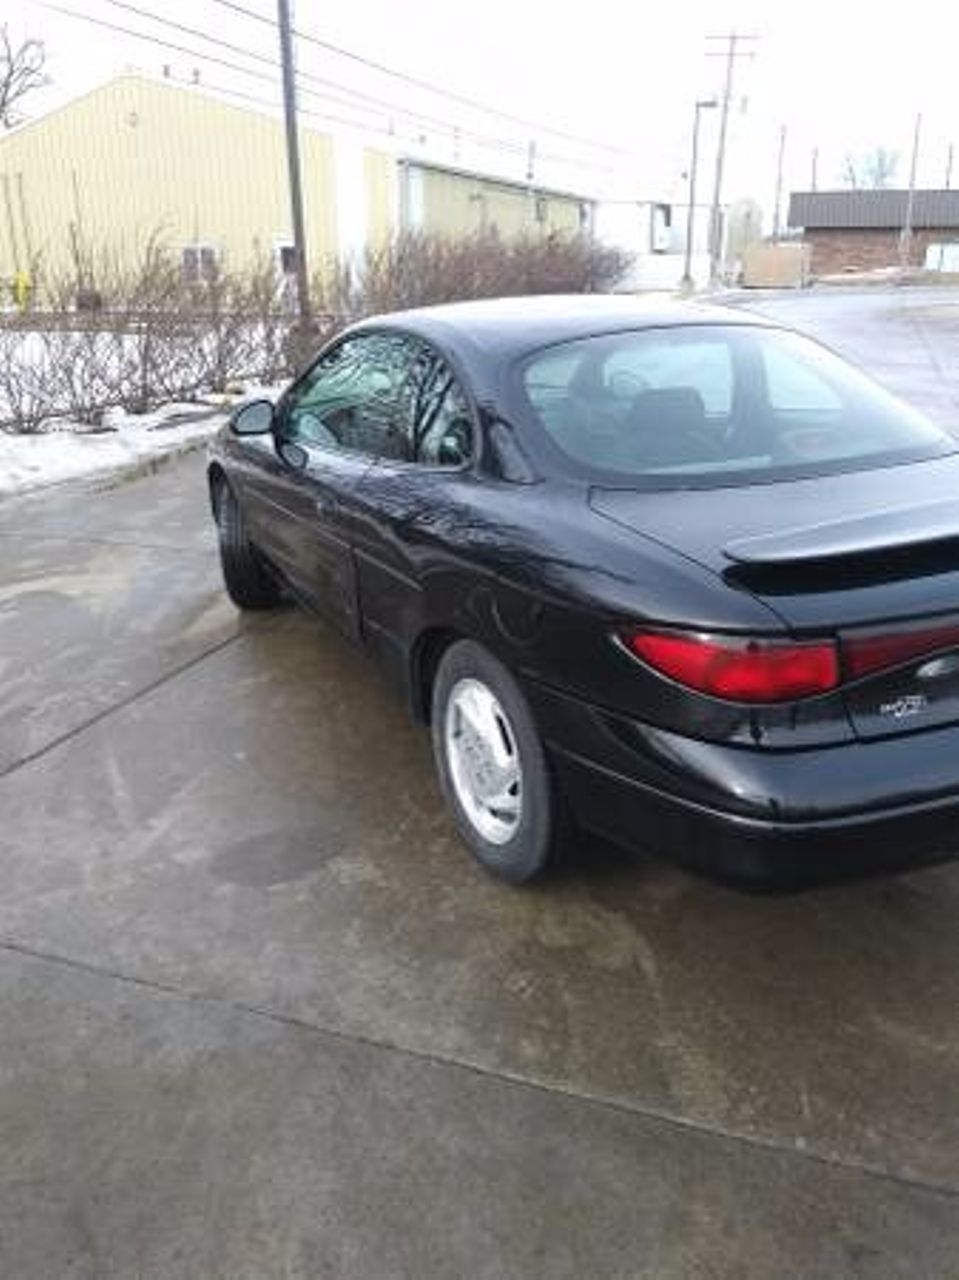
843;621;959;680
623;630;840;703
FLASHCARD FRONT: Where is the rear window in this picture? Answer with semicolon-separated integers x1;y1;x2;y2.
519;324;953;488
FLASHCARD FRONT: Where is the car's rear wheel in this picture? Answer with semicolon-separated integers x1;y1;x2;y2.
214;479;281;610
431;640;562;884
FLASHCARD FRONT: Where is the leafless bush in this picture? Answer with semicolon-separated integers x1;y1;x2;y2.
1;229;632;432
32;278;116;427
107;235;205;412
0;326;50;432
319;229;632;321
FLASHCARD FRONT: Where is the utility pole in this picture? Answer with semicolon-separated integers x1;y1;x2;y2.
811;147;819;192
680;98;717;292
945;143;954;190
526;139;537;232
706;31;757;286
277;0;313;365
772;124;787;240
899;112;922;274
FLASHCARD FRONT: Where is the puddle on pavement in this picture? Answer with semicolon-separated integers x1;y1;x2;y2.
207;826;341;887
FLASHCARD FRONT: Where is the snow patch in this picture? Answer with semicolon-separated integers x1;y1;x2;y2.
0;385;285;500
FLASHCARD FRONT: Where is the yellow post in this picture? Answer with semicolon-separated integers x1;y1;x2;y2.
13;270;32;311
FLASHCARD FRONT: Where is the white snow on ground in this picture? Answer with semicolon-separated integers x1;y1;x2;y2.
0;384;286;500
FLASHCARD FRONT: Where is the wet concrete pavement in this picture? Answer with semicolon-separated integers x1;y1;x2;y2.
1;290;958;1277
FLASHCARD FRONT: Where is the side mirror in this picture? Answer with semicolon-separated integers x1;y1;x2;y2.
230;399;275;436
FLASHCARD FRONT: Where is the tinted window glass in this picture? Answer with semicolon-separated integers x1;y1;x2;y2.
393;344;473;466
283;333;471;465
762;339;841;413
521;325;952;487
604;338;732;414
284;333;411;456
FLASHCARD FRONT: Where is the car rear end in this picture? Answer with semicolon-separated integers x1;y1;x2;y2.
514;315;959;886
532;538;959;886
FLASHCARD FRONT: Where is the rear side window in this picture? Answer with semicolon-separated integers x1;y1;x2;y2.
520;324;952;488
392;343;474;467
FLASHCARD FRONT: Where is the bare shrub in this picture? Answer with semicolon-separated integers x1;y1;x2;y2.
34;278;115;427
0;229;632;432
107;235;200;412
0;326;51;433
319;230;632;321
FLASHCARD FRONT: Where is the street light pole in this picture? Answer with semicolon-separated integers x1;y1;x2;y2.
680;99;717;292
277;0;313;364
772;124;787;240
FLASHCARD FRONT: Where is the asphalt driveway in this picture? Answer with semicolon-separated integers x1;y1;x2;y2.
1;287;958;1278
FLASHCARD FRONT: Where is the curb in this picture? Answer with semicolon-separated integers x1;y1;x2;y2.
0;428;220;506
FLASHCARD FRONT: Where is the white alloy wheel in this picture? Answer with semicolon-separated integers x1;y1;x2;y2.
444;677;523;845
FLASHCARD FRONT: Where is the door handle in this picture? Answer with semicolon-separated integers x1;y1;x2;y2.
314;494;339;516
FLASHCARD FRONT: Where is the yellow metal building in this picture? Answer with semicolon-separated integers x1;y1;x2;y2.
398;159;593;240
0;74;396;288
0;74;596;299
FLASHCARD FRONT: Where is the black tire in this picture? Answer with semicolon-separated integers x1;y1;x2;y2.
430;639;562;884
214;479;281;611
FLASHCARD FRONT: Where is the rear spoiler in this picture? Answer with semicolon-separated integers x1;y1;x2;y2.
723;499;959;566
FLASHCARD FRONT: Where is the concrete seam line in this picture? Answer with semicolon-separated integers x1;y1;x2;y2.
0;935;956;1204
0;630;246;781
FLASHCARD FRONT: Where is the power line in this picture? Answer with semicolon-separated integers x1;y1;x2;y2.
37;1;281;86
160;66;435;146
202;0;630;155
159;71;407;141
36;0;612;172
96;0;445;134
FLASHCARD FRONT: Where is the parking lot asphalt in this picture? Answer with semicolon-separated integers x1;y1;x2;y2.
1;287;958;1278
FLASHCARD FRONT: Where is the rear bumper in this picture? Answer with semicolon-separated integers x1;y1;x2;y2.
525;681;959;888
551;746;959;889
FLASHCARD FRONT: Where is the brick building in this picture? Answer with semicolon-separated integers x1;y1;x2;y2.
788;189;959;275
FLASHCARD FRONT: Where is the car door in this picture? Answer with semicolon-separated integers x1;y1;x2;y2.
347;338;478;659
240;331;415;640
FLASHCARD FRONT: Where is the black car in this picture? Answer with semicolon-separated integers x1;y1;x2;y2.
208;295;959;888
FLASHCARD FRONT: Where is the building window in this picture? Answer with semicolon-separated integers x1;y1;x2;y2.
181;245;219;284
276;243;298;276
651;204;673;254
535;195;548;224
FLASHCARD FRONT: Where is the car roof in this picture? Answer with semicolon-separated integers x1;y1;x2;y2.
345;294;773;396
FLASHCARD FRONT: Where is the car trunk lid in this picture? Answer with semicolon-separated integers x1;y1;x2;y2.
590;454;959;739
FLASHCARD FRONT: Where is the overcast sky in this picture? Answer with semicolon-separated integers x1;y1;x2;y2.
6;0;958;225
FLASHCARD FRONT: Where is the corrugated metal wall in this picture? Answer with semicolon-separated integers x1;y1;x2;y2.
0;75;387;283
403;162;588;239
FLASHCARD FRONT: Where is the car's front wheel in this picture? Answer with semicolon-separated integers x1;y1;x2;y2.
214;479;281;611
431;640;563;884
